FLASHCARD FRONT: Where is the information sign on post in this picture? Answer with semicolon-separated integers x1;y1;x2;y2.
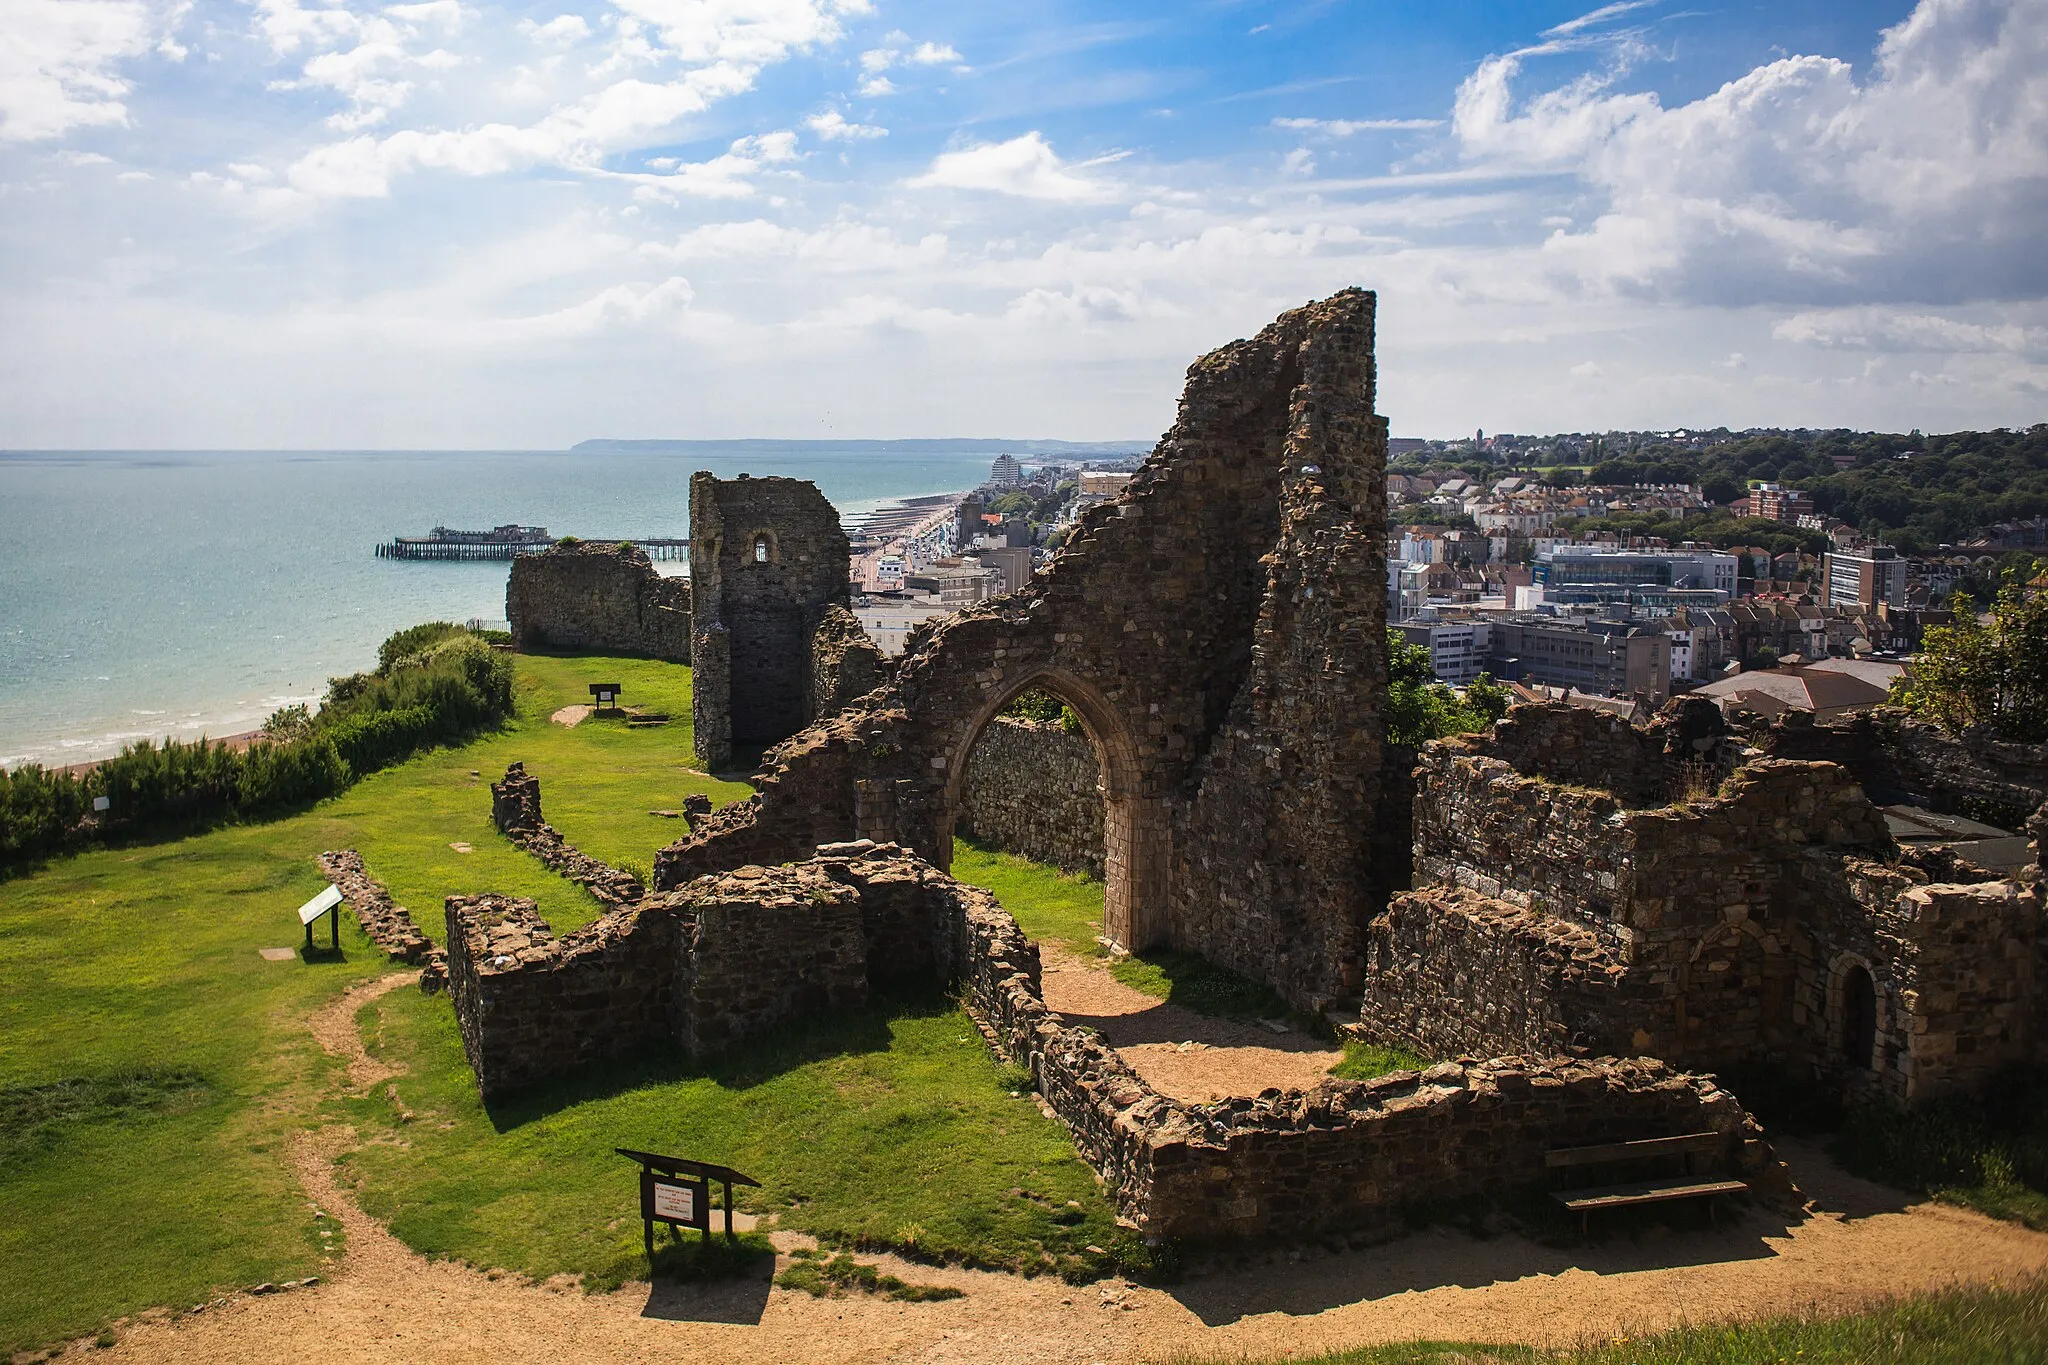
296;884;344;953
615;1148;760;1267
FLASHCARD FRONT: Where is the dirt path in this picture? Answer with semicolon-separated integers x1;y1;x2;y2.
550;704;593;727
74;981;2048;1364
1039;946;1344;1102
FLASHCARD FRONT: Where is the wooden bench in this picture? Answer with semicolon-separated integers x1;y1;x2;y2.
1546;1133;1747;1232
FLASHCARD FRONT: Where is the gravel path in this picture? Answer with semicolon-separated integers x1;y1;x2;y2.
1038;946;1345;1102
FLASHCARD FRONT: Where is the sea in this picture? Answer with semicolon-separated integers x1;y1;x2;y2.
0;443;1142;770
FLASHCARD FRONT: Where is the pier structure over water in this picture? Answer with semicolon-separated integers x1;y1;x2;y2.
375;525;690;561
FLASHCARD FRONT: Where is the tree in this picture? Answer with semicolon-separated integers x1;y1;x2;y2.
1894;586;2048;741
1386;631;1495;747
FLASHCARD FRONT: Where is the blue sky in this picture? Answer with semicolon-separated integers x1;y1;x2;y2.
1;0;2041;446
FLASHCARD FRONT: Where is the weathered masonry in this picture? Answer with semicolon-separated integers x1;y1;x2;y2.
689;474;853;771
958;716;1106;877
506;539;691;662
1358;702;2043;1103
447;842;1783;1237
657;290;1389;1011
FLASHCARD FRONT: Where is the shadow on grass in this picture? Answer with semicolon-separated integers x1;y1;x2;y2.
479;990;945;1133
1110;948;1291;1020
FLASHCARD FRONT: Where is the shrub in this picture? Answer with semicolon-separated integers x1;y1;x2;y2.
0;623;516;875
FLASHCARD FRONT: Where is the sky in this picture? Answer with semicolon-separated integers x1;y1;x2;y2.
1;0;2044;447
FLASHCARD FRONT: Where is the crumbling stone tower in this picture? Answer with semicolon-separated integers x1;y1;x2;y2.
658;290;1388;1009
689;474;851;771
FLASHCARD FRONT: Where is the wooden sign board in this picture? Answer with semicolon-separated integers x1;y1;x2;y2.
615;1148;759;1263
642;1172;708;1231
589;683;622;707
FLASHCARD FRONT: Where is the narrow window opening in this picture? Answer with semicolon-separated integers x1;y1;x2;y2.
1844;965;1877;1069
753;535;770;564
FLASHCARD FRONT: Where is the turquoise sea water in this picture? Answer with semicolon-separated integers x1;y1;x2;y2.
0;445;1053;767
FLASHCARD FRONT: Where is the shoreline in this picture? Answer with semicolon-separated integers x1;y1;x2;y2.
46;729;265;779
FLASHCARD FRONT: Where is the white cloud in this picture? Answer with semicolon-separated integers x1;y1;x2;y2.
858;74;896;97
1450;0;2048;308
518;15;590;45
807;109;884;141
907;41;960;65
906;132;1120;202
1273;116;1442;135
858;47;896;74
1570;360;1604;376
1773;308;2048;355
1544;2;1661;39
0;0;165;142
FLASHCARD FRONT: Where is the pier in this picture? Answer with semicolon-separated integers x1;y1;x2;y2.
375;525;690;561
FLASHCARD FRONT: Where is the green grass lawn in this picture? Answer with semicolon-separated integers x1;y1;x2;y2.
0;653;748;1352
948;837;1106;957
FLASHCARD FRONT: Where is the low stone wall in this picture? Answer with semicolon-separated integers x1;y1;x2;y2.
506;540;691;662
316;849;445;987
490;763;646;908
1359;887;1647;1060
445;846;955;1099
958;716;1105;876
810;604;890;722
445;893;682;1099
1466;704;1675;806
674;864;871;1057
952;886;1786;1240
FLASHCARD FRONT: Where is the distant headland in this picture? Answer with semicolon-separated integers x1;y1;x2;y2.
568;437;1153;456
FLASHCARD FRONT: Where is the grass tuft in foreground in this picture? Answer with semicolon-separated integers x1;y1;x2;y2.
1328;1041;1431;1083
1170;1273;2048;1364
775;1248;963;1302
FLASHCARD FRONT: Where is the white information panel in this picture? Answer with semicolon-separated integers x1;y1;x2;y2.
652;1181;696;1223
297;884;343;926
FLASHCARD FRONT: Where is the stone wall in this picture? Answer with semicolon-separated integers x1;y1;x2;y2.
951;871;1786;1241
444;892;682;1099
1360;887;1648;1060
655;290;1389;1012
505;540;690;662
1375;708;2039;1101
316;849;445;987
489;762;645;908
1758;709;2048;830
958;716;1105;876
673;864;870;1057
690;474;852;770
809;603;890;722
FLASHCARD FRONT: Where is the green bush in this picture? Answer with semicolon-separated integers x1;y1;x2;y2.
0;625;516;875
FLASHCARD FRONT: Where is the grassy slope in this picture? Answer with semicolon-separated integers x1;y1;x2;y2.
0;654;747;1351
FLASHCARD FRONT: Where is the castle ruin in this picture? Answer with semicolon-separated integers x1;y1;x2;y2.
688;473;853;771
506;539;691;661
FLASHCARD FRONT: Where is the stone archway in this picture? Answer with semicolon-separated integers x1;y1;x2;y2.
938;668;1165;951
654;289;1388;1010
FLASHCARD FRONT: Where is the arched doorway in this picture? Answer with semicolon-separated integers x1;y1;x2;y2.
1842;964;1877;1070
939;669;1164;953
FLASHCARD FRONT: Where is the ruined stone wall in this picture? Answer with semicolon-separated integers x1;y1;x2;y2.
1758;709;2048;830
675;864;870;1057
1463;705;1675;807
958;716;1105;876
809;603;890;722
952;880;1784;1240
1359;888;1654;1060
489;763;645;909
446;846;955;1099
444;892;682;1100
690;474;851;770
505;540;690;661
655;291;1390;1012
317;849;435;968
